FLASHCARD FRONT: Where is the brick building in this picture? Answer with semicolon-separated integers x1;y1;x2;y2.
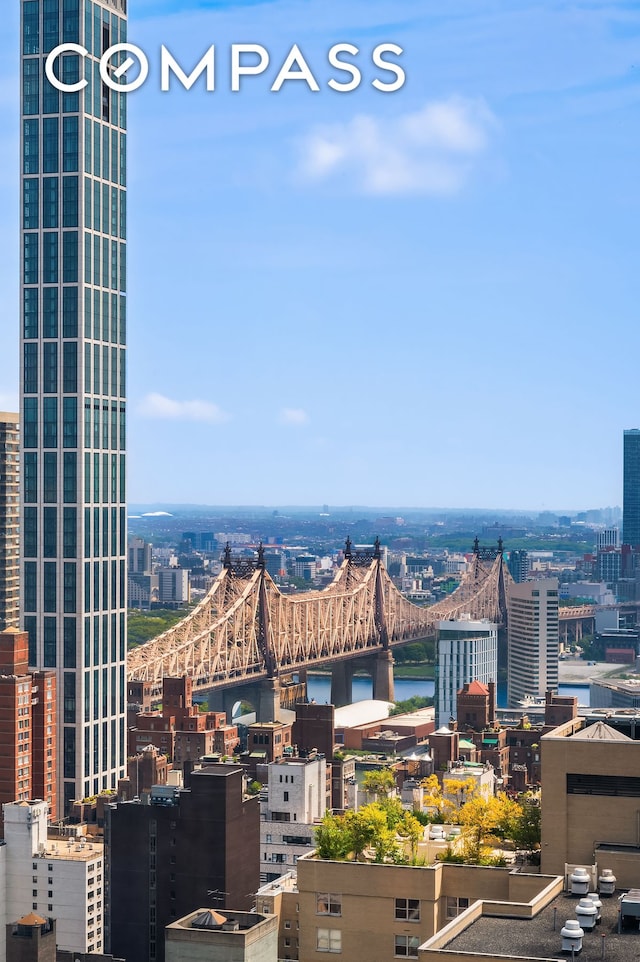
0;628;56;831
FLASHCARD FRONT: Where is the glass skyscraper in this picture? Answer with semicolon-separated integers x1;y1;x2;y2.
623;429;640;548
20;0;127;813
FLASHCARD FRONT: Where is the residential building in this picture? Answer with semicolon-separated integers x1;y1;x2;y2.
2;799;104;956
541;717;640;886
105;765;259;962
435;618;497;728
291;853;562;962
0;413;20;630
507;579;559;708
507;550;529;584
20;0;128;813
261;753;327;883
623;428;640;546
0;628;57;832
127;675;239;764
165;909;278;962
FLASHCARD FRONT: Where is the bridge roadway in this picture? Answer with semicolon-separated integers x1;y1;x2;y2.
127;541;510;719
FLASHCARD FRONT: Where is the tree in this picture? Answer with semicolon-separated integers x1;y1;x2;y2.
442;776;478;811
315;813;352;861
362;768;396;799
421;775;456;823
457;793;521;864
510;798;541;854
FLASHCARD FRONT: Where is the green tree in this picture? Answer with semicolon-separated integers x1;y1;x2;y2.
362;768;396;799
315;813;352;861
510;799;541;853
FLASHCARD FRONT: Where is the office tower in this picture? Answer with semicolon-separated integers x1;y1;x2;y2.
507;578;559;708
0;628;57;831
623;429;640;546
106;766;259;962
0;412;20;630
20;0;128;814
507;549;530;584
435;617;497;728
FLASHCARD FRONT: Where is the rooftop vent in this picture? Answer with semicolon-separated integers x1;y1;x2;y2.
598;869;616;896
569;867;590;896
560;920;584;954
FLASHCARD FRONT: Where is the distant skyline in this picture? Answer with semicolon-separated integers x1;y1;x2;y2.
1;1;639;508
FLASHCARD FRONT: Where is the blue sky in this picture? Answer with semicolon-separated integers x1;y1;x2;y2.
1;0;639;509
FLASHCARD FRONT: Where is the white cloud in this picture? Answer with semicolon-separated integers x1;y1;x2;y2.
296;97;498;196
280;407;309;426
138;392;229;423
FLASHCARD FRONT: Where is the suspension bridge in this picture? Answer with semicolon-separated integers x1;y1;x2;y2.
127;538;513;718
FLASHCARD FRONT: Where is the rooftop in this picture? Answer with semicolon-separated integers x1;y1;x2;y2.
443;891;635;962
571;721;633;742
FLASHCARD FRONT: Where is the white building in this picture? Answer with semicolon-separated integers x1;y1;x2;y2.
436;618;497;728
0;800;104;959
260;753;327;884
507;578;559;708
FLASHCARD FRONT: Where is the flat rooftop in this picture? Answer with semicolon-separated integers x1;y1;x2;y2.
445;891;635;962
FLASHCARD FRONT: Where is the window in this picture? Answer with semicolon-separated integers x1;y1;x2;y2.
445;897;469;919
394;935;419;958
317;929;341;953
316;893;342;917
395;899;420;922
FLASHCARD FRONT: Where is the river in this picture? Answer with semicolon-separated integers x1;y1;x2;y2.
307;674;591;707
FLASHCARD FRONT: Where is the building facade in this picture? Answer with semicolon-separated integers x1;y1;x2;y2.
2;799;104;956
0;413;20;631
624;429;640;546
20;0;128;813
0;628;57;831
507;580;559;708
260;754;327;884
105;765;259;962
507;550;529;584
435;619;497;728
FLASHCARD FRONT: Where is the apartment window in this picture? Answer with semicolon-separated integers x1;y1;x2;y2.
317;893;342;917
394;935;419;958
317;929;341;953
284;791;289;802
395;899;420;922
445;897;469;919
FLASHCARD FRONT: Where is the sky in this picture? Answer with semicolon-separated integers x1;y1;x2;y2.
1;0;639;509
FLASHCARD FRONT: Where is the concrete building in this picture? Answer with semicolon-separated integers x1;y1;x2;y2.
157;568;190;606
0;629;57;832
590;677;640;709
6;913;56;962
261;753;327;883
2;800;104;956
436;619;497;728
128;537;152;575
0;413;20;631
20;0;128;814
623;428;640;546
541;717;640;885
165;908;278;962
106;765;259;962
507;580;559;708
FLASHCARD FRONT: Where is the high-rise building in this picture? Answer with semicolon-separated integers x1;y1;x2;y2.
106;766;259;962
0;413;20;630
507;549;529;584
435;618;497;728
20;1;128;813
507;579;559;708
623;429;640;546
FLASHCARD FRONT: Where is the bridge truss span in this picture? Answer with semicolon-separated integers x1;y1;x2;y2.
127;542;512;689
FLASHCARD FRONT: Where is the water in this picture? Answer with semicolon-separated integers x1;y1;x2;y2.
307;674;591;707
